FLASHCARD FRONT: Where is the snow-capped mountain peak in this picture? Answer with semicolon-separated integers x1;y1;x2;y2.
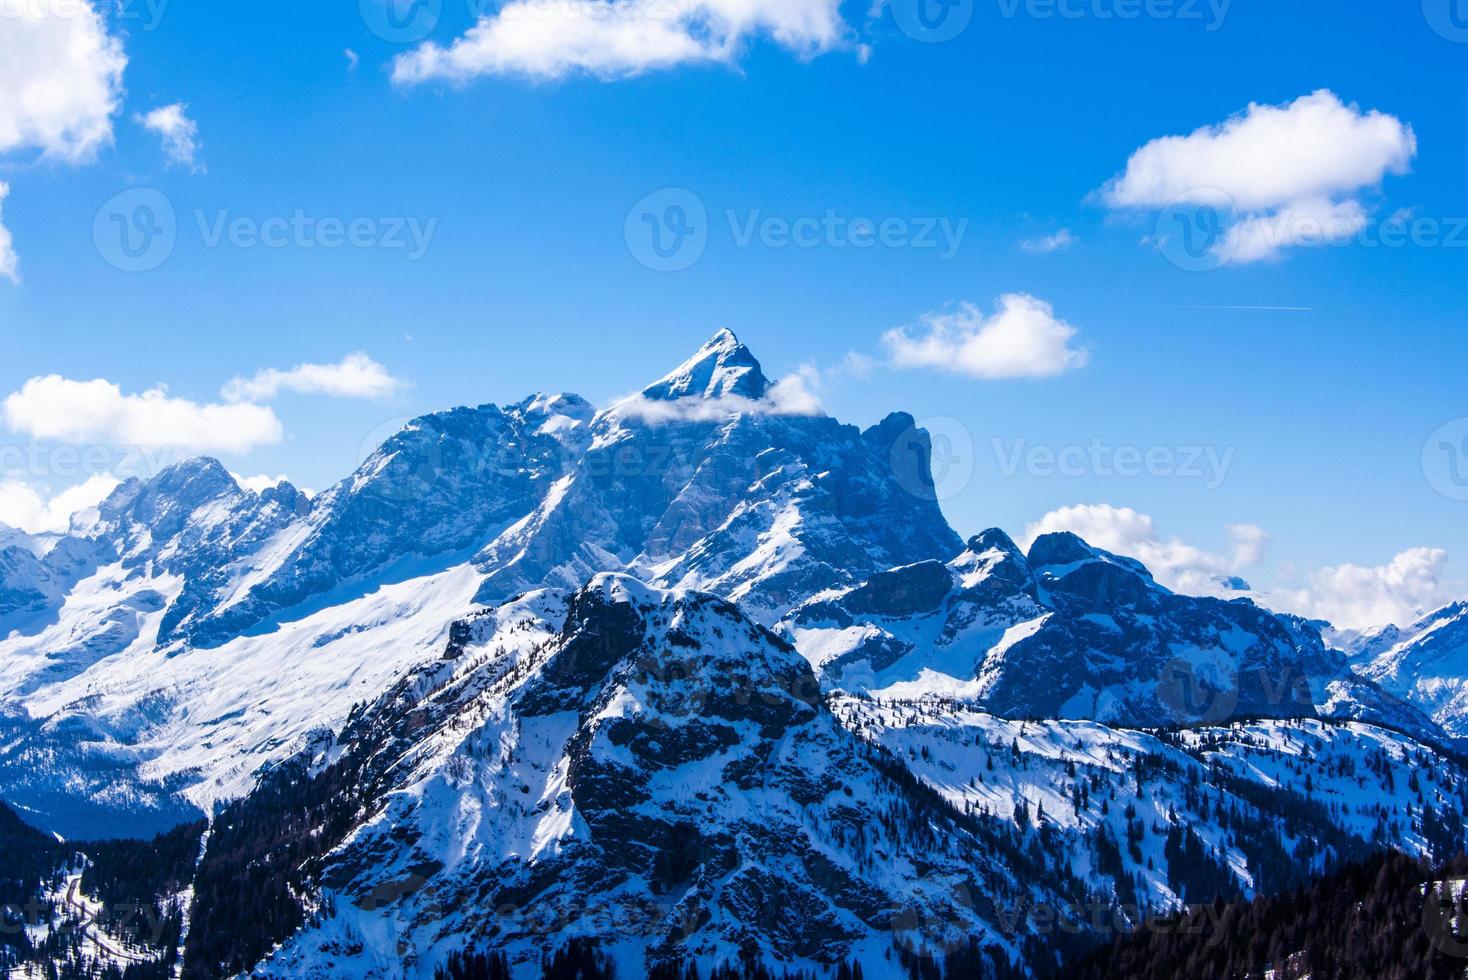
640;328;770;401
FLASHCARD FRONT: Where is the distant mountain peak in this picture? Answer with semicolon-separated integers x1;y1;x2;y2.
640;328;770;401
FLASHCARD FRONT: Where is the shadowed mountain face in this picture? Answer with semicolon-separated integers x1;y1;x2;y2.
782;529;1441;738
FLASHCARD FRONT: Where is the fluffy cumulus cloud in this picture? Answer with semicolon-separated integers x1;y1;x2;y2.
0;0;126;162
0;0;127;281
391;0;848;84
0;473;120;535
138;103;204;173
1102;90;1416;264
0;182;17;284
1021;504;1267;597
2;376;284;454
222;352;406;403
1272;548;1457;633
884;293;1088;381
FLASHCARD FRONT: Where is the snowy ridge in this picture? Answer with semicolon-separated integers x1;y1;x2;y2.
1346;601;1468;738
782;529;1440;740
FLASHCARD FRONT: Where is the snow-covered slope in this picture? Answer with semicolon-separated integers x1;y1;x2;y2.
1347;602;1468;738
781;529;1437;739
0;332;960;837
185;581;1468;979
203;577;1070;978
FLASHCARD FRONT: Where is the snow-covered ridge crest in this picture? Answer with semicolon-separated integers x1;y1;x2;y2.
783;527;1445;740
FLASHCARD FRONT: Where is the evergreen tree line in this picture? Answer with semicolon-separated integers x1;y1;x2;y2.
1063;849;1468;979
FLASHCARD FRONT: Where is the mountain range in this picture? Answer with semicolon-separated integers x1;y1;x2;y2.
2;332;1465;978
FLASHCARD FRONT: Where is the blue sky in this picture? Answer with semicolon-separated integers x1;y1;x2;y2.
0;0;1465;628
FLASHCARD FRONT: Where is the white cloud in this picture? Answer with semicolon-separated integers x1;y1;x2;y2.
138;103;204;173
0;473;120;535
1020;229;1077;254
221;352;406;403
1218;197;1367;265
610;371;824;424
344;48;360;71
1102;90;1415;264
884;293;1089;381
2;376;283;453
1270;548;1457;632
0;0;126;163
0;1;127;281
391;0;848;84
231;472;290;494
1021;503;1266;597
0;182;17;283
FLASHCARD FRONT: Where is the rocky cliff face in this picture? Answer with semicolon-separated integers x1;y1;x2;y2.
191;578;1468;979
782;529;1440;739
240;577;1054;978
